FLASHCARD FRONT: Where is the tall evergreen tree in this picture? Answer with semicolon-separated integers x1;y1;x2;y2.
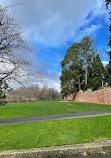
84;54;106;91
80;36;95;85
60;43;84;97
60;36;100;97
105;0;111;85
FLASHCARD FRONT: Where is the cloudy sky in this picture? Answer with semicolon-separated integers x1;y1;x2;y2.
0;0;110;91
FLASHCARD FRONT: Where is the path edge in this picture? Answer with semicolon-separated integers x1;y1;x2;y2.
0;140;111;158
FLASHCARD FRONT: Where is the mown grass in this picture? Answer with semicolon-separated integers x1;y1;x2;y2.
0;115;110;151
0;101;111;119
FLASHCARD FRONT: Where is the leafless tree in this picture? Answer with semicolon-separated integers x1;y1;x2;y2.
26;85;40;100
0;4;34;86
7;84;59;102
7;87;25;102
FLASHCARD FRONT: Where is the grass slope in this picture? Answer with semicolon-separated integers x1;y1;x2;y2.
0;115;111;151
0;101;111;119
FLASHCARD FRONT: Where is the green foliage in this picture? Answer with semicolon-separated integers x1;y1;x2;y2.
60;36;109;96
61;43;82;69
80;36;95;65
80;36;96;85
84;54;107;91
0;81;8;106
105;62;111;86
60;36;96;97
60;42;85;97
105;2;111;85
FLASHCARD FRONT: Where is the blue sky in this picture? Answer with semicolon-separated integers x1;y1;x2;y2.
1;0;110;91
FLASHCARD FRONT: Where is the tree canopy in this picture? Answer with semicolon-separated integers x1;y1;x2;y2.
84;54;106;91
60;36;107;97
105;0;111;85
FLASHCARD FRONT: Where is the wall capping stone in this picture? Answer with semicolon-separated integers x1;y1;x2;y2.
0;140;111;158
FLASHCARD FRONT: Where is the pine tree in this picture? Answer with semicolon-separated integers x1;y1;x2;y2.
80;36;95;85
105;0;111;86
60;43;84;97
84;54;106;91
60;36;96;97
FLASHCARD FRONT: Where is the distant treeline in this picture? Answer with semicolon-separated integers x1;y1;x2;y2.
7;85;59;102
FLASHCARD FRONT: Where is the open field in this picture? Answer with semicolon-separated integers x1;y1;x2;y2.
0;101;111;119
0;115;111;151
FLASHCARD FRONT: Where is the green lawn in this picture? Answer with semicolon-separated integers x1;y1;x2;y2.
0;101;111;119
0;115;110;151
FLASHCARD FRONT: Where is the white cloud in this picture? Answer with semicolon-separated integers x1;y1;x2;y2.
5;0;96;48
83;24;101;35
29;54;61;91
74;24;102;43
9;70;61;91
37;76;61;92
1;0;107;48
102;61;109;66
92;0;107;18
0;0;108;91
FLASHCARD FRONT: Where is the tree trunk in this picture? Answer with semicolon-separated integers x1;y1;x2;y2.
85;66;88;85
102;80;103;87
108;54;111;86
109;52;111;75
110;51;111;62
110;52;111;71
78;78;81;91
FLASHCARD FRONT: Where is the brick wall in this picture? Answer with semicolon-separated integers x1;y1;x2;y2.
65;87;111;104
64;94;74;101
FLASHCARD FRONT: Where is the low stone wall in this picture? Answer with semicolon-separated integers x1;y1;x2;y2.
0;140;111;158
65;87;111;104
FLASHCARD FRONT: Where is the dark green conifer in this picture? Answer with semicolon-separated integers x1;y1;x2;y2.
105;0;111;85
84;54;106;91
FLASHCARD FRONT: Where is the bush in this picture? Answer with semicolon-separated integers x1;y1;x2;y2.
0;99;7;106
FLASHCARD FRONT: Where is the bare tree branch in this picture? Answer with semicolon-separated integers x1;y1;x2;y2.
0;4;36;86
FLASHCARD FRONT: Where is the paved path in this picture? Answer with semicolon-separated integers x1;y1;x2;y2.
0;110;111;125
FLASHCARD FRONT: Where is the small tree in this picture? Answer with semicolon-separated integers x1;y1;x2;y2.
0;81;9;105
7;85;59;102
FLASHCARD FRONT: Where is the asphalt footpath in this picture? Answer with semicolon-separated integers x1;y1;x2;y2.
0;110;111;125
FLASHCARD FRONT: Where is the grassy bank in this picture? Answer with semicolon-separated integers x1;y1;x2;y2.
0;115;110;151
0;101;111;119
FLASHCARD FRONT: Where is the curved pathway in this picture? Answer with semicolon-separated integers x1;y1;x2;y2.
0;110;111;125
